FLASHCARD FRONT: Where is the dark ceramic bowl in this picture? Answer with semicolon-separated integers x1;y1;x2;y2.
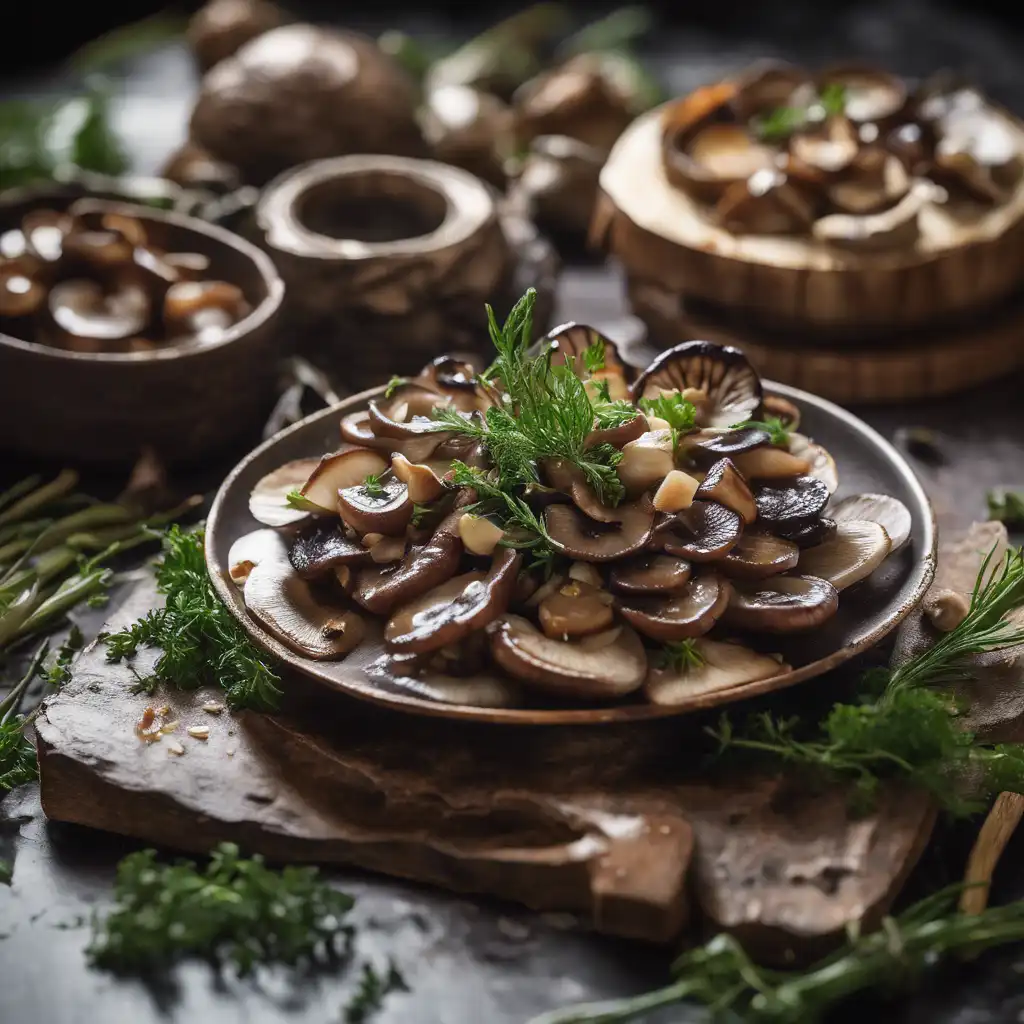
206;380;936;726
0;185;285;467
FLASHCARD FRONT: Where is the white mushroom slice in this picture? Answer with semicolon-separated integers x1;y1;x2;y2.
228;527;287;585
645;638;788;705
695;458;757;524
487;614;647;699
248;458;321;526
797;519;891;591
300;447;389;512
617;430;675;495
391;454;445;503
732;446;811;481
788;434;838;493
241;530;364;659
458;513;505;555
653;470;701;513
829;493;911;552
687;123;777;181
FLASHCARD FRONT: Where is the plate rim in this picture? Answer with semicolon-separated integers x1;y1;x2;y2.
206;380;937;726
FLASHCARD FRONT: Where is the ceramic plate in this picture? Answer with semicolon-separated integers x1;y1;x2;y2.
206;382;936;725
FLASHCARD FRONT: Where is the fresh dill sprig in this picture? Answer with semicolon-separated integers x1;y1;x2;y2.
988;488;1024;528
343;960;409;1023
639;392;696;453
582;336;606;374
733;416;791;447
87;843;354;975
593;399;639;430
530;884;1024;1024
655;639;705;672
102;525;282;711
361;474;387;500
708;546;1024;815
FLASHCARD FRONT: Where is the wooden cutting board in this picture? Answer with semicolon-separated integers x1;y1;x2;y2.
34;577;934;965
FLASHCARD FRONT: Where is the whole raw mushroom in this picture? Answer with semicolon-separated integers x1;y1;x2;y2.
187;0;288;72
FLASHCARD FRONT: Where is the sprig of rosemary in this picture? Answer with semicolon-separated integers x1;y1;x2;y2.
87;843;354;975
102;525;282;711
531;885;1024;1023
708;546;1024;815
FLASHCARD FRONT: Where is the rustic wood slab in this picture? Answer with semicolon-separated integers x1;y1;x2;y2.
33;577;935;961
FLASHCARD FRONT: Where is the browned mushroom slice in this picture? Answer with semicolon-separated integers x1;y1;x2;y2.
826;151;909;215
631;341;763;428
488;615;647;699
619;573;731;641
365;652;524;708
668;121;779;205
299;447;389;513
817;65;907;124
715;169;816;235
288;521;370;579
696;458;757;524
416;354;481;398
21;209;72;263
725;575;839;632
340;411;395;453
730;60;809;121
789;117;859;177
163;280;250;343
609;553;692;595
797;519;892;590
544;500;654;562
45;279;150;351
812;185;930;251
933;104;1022;203
830;492;911;551
60;227;135;270
645;638;788;705
0;258;46;319
538;580;615;639
371;383;477;435
788;434;839;493
542;458;621;524
353;513;463;615
754;476;830;531
248;457;321;526
780;516;837;549
659;500;741;562
584;412;650;451
682;427;770;464
337;476;412;536
721;531;800;579
731;445;812;481
240;528;364;659
384;547;520;655
762;394;800;432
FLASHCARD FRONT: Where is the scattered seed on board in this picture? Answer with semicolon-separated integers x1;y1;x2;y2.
166;741;185;756
202;702;225;715
187;725;210;740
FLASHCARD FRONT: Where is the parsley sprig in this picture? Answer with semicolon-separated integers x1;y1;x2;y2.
733;416;791;447
102;525;282;711
638;392;697;453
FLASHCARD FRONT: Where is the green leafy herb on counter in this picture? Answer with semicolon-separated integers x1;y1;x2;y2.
103;525;282;712
709;546;1024;816
87;843;354;974
344;960;409;1023
532;885;1024;1023
988;488;1024;528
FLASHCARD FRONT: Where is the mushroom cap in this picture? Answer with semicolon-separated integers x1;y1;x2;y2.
695;457;758;524
488;615;647;699
645;637;787;705
340;411;396;452
754;475;830;530
538;579;616;639
541;458;622;524
0;259;47;319
817;64;907;125
631;340;763;428
46;279;150;346
384;546;520;654
187;0;288;71
721;531;800;579
337;475;412;536
682;427;771;462
288;521;369;579
300;446;389;513
779;516;838;549
730;60;810;122
788;433;839;493
544;499;654;562
364;652;525;708
811;183;931;251
609;553;692;595
714;169;817;235
725;574;839;632
830;492;911;551
544;321;628;376
796;518;892;590
190;24;423;185
584;412;650;452
658;500;742;562
247;458;321;527
618;573;731;641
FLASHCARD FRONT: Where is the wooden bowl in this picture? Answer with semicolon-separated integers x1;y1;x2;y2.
205;381;936;726
0;187;285;467
594;102;1024;334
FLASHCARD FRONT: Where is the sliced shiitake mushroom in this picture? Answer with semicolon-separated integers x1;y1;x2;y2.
364;652;524;708
163;279;250;343
584;412;649;451
340;411;395;452
659;500;742;562
544;500;654;562
725;575;839;632
542;458;621;524
817;64;907;125
618;573;731;641
0;258;46;319
645;638;787;705
826;150;909;215
666;120;778;204
384;547;520;654
789;117;859;177
288;520;369;579
714;169;816;235
609;553;692;595
248;458;321;526
779;516;837;549
538;579;615;639
695;458;757;524
45;279;150;351
631;341;763;428
353;513;463;615
721;531;800;579
239;528;364;659
754;476;830;530
337;475;412;536
488;615;647;699
682;427;770;462
391;454;445;504
300;447;389;514
797;519;891;590
812;185;929;251
830;492;911;551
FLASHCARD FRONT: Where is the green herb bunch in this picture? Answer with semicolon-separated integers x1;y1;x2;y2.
709;546;1024;815
753;82;847;143
0;641;49;793
103;525;282;711
988;488;1024;529
88;843;354;975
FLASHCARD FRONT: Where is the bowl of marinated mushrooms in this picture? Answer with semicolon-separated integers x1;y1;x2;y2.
208;291;934;723
0;190;284;465
595;61;1024;333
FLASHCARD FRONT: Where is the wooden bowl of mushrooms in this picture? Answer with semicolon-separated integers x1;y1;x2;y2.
593;62;1024;402
0;188;285;466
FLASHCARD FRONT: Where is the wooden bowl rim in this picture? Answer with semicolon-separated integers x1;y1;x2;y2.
205;380;937;726
0;197;285;365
